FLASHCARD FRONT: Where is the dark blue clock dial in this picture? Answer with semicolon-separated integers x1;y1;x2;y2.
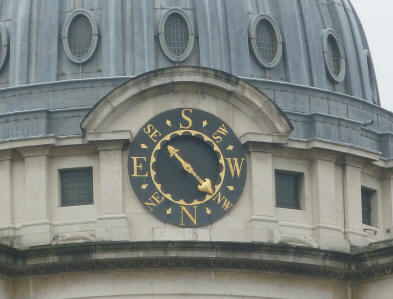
128;108;247;227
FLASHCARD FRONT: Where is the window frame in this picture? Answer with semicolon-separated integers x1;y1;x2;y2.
274;169;303;210
158;8;195;63
59;167;94;207
62;9;99;64
0;23;9;72
248;14;283;69
365;50;379;105
361;186;376;227
322;28;346;83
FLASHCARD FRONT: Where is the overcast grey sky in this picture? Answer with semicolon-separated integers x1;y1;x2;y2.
351;0;393;111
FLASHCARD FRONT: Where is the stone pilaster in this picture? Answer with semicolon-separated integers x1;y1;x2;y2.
19;146;51;246
343;156;368;246
382;170;393;239
247;144;279;243
311;157;349;251
95;140;129;241
0;150;14;245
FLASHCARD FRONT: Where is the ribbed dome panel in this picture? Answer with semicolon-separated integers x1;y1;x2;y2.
0;0;378;104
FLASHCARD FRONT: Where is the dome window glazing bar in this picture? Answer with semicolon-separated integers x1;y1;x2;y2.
249;15;283;69
158;9;195;62
165;14;188;57
365;50;379;104
322;28;346;83
328;35;341;76
0;23;9;72
62;9;99;64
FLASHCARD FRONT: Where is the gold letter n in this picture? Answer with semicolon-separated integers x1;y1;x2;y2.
180;206;198;226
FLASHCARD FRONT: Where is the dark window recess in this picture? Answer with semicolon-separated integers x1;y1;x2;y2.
367;55;378;104
256;19;277;64
68;14;92;59
164;13;189;57
60;168;93;207
327;34;341;76
361;188;374;226
275;170;301;209
0;32;3;59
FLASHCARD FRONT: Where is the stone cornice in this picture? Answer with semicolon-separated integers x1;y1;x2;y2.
0;241;392;281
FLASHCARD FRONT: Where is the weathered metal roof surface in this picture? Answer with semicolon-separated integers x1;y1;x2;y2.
0;0;389;157
0;0;379;104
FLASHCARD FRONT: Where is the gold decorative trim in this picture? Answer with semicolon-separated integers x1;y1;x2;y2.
150;129;225;206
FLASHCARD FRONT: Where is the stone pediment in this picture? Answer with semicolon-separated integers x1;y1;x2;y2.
81;67;293;143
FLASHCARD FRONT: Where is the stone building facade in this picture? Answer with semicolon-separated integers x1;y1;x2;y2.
0;0;392;298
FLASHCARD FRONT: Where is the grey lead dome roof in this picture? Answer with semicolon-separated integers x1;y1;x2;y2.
0;0;378;102
1;0;392;159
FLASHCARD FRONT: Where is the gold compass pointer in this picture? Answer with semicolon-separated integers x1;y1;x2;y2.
167;145;214;195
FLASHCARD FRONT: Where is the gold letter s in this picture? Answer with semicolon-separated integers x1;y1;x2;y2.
180;109;193;129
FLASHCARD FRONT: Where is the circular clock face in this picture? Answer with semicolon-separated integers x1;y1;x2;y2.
128;108;247;227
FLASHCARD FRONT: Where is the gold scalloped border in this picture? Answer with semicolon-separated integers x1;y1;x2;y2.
150;129;225;206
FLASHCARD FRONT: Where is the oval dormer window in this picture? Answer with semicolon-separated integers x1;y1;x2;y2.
322;28;346;83
249;15;282;68
62;10;99;64
158;9;195;62
0;23;9;72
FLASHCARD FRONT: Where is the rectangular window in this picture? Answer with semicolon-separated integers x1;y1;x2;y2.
361;187;375;226
60;167;93;207
275;170;301;209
